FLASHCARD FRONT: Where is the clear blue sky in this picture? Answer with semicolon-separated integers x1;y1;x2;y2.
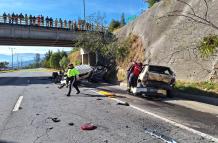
0;0;148;24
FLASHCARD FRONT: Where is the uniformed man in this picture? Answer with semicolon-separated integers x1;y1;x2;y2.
66;64;80;96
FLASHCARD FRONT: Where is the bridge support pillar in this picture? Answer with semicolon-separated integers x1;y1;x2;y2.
80;48;97;66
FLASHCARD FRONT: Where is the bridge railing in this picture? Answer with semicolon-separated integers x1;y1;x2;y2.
0;16;107;32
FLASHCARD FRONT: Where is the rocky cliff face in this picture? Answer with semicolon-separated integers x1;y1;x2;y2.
116;0;218;82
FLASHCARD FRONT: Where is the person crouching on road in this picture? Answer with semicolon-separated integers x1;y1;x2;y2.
66;64;80;96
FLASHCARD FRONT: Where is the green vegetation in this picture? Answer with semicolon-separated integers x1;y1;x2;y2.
175;81;218;97
145;0;160;8
199;34;218;58
68;48;82;66
109;20;121;32
0;61;9;68
0;70;17;73
59;56;69;69
41;50;69;69
108;13;126;32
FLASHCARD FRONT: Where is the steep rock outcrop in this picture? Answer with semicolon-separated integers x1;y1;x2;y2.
116;0;218;81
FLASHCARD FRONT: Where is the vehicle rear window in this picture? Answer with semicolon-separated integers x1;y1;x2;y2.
148;66;173;75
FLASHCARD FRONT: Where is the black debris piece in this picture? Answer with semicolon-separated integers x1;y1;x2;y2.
68;122;74;126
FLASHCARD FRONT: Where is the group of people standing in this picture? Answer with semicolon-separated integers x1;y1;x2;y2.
2;12;95;31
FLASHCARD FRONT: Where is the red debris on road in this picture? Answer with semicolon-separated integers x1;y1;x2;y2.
81;123;97;130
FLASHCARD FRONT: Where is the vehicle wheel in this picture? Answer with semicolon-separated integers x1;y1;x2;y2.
167;90;174;98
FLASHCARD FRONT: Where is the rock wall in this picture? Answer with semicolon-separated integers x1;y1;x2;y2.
116;0;218;82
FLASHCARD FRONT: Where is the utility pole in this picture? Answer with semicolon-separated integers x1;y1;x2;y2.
21;57;23;69
83;0;86;20
9;47;15;69
17;55;19;69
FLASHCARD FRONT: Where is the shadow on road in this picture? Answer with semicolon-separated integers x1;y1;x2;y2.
0;76;52;86
0;140;17;143
80;81;218;106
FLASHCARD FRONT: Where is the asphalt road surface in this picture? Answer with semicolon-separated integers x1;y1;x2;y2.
0;70;217;143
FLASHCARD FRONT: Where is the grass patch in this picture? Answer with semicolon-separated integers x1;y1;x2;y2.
20;68;59;72
0;70;18;73
175;81;218;98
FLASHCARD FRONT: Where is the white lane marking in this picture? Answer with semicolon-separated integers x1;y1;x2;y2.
12;96;23;112
93;90;218;143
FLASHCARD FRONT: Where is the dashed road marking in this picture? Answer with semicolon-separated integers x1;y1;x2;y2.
94;90;218;143
12;96;23;112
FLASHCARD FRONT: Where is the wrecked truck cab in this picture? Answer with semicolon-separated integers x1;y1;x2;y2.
131;65;176;98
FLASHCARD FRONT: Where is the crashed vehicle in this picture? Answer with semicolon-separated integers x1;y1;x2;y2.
130;65;176;97
60;64;94;85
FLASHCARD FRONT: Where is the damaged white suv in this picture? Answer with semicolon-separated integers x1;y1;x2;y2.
130;65;176;98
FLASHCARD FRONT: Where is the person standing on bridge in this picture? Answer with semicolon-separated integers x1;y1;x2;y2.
49;17;53;27
68;20;72;30
64;19;67;28
8;13;11;24
66;64;80;96
19;13;24;24
59;18;63;28
37;15;41;26
55;18;58;28
45;16;49;27
33;16;36;25
11;13;15;24
29;14;33;25
24;14;28;25
3;12;7;23
15;14;18;24
41;15;44;26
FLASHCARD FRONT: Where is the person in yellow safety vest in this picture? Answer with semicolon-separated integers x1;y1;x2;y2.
66;64;80;96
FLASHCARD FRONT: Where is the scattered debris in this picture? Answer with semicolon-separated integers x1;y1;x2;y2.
48;127;53;130
68;122;74;126
81;123;97;131
48;117;61;123
117;102;130;106
144;128;177;143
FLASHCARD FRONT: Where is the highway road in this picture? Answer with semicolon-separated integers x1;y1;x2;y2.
0;70;217;143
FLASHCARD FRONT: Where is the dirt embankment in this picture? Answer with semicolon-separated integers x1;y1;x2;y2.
116;35;145;81
116;0;218;82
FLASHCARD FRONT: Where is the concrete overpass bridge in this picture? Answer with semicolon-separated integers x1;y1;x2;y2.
0;23;90;47
0;22;103;65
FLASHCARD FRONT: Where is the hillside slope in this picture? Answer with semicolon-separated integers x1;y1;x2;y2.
116;0;218;82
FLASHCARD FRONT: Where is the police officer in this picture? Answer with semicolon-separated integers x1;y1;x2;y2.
66;64;80;96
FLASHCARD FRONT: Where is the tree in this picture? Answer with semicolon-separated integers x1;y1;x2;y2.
120;13;126;26
109;19;121;32
0;61;9;68
145;0;160;8
59;56;69;69
35;53;40;68
44;50;52;61
50;52;62;69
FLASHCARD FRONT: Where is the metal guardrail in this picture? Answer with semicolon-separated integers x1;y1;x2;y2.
0;16;106;32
